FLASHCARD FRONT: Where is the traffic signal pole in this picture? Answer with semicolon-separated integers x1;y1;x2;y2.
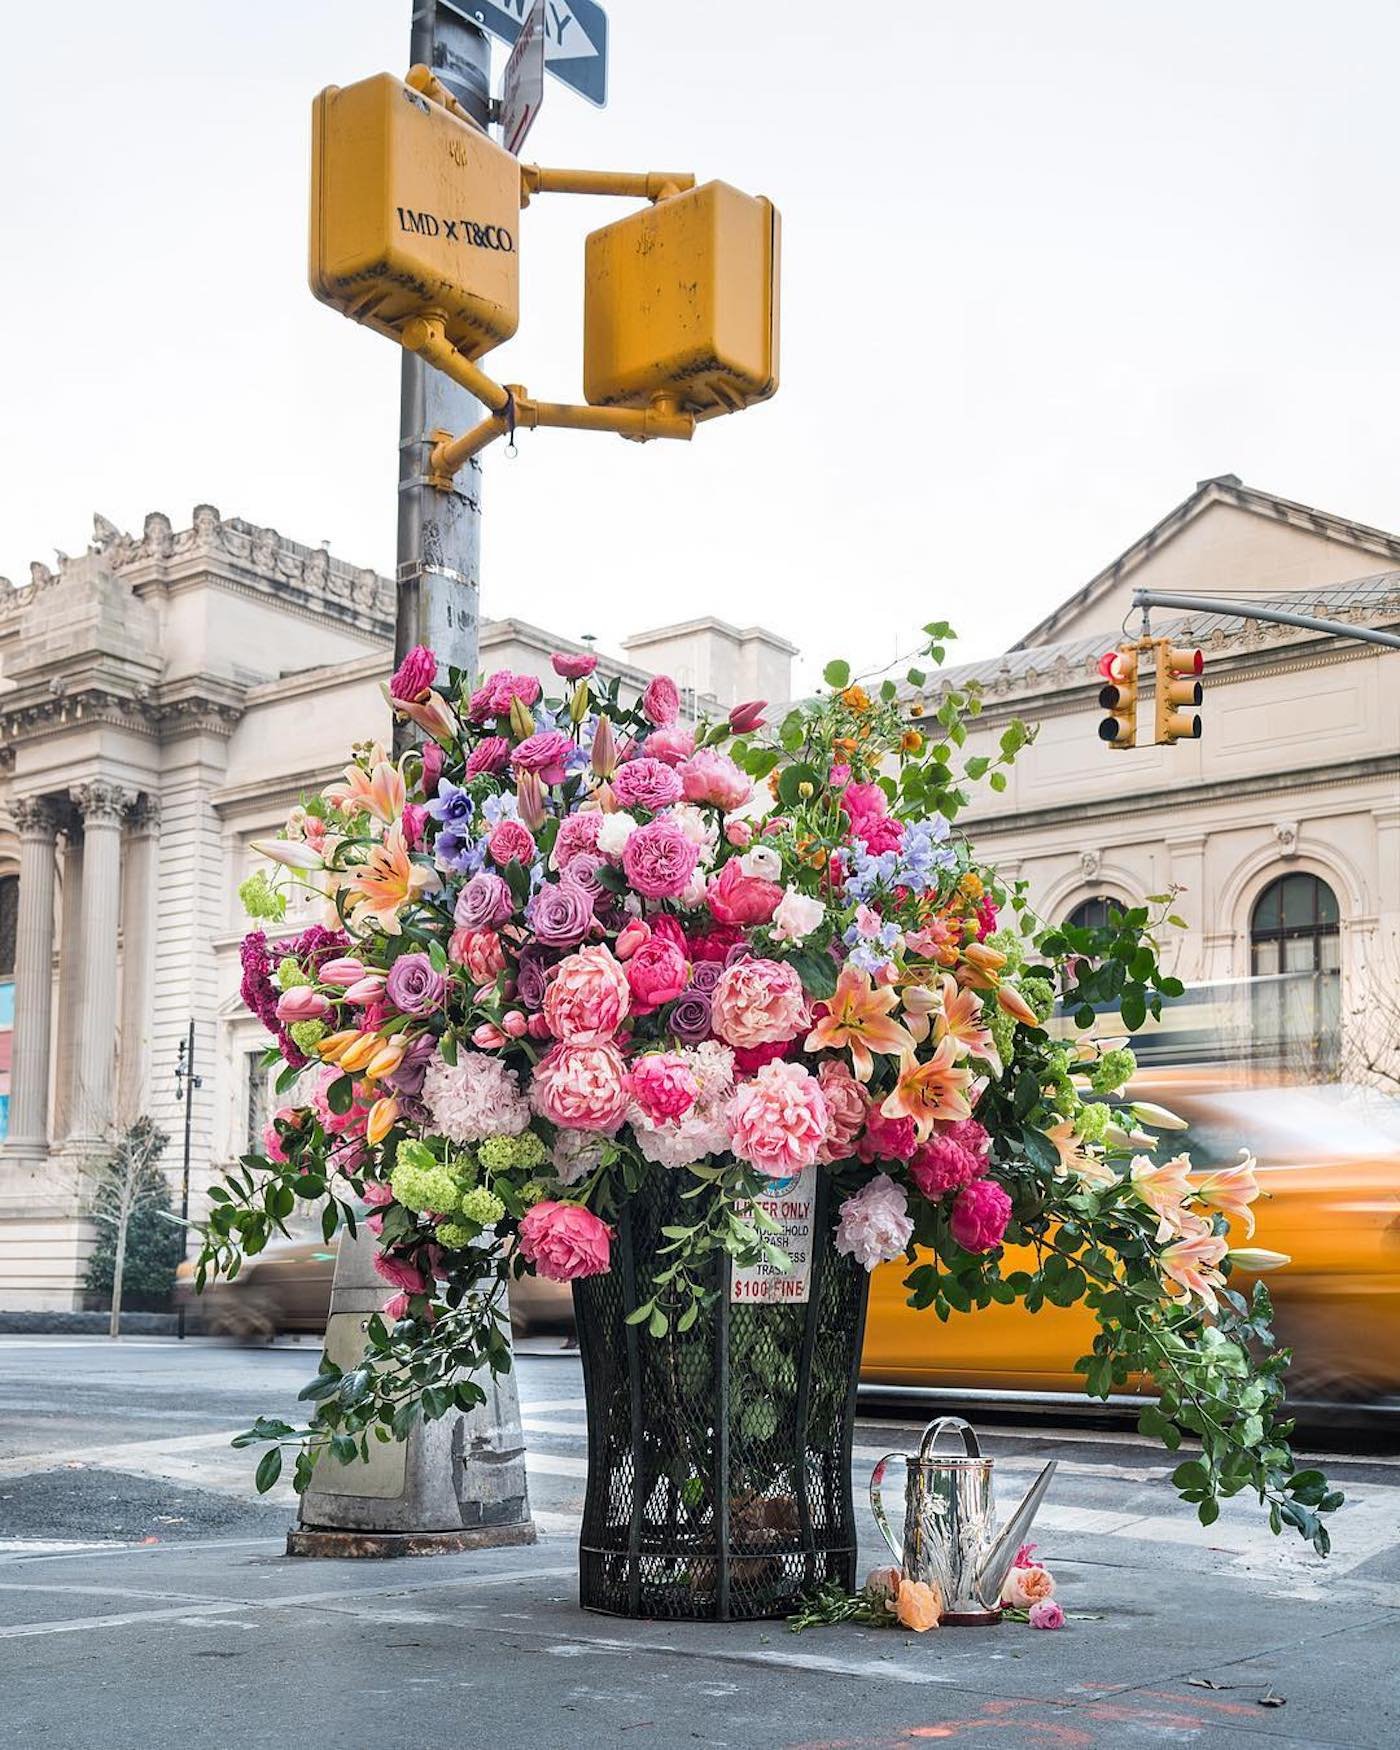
290;0;536;1559
1131;589;1400;652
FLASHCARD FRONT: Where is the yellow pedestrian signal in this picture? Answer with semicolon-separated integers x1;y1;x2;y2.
583;181;780;420
1097;648;1138;749
1154;643;1204;744
310;72;521;359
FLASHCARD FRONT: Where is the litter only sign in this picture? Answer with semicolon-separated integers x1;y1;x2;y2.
730;1174;817;1305
454;0;608;107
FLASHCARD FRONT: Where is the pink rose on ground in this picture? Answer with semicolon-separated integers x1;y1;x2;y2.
389;644;437;703
373;1251;429;1294
510;730;574;786
728;1060;829;1177
465;736;511;777
542;945;631;1045
552;650;598;679
771;889;825;944
488;819;537;868
630;1052;701;1123
680;748;751;811
1029;1600;1065;1630
950;1177;1012;1253
816;1059;870;1164
865;1564;902;1606
909;1132;983;1199
835;1173;914;1271
706;858;782;926
643;725;695;766
622;817;700;899
1003;1564;1056;1609
531;1042;630;1132
856;1107;918;1164
710;958;807;1048
641;674;681;727
518;1200;613;1282
625;935;689;1014
612;757;684;813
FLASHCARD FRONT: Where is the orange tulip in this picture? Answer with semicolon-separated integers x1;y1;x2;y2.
316;1029;361;1063
337;1033;381;1073
365;1096;400;1148
804;966;916;1083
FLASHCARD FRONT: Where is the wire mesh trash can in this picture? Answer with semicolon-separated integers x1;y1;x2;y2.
574;1167;870;1620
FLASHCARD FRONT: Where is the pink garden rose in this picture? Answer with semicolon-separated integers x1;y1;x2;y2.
856;1107;918;1164
710;958;807;1048
551;810;604;871
552;650;598;680
510;730;574;786
622;817;700;899
727;1060;829;1177
468;670;541;723
835;1173;914;1271
465;736;510;777
488;819;537;868
641;674;681;727
373;1251;429;1294
909;1131;985;1198
530;1042;630;1132
815;1059;871;1164
449;926;506;984
643;725;695;766
1028;1599;1065;1630
625;934;689;1014
679;747;751;811
611;757;684;813
389;644;436;703
706;857;782;926
542;945;631;1045
629;1052;701;1123
518;1200;613;1282
1003;1563;1057;1609
950;1177;1012;1253
261;1106;301;1165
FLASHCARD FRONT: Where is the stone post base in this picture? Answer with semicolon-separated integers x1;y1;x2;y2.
285;1522;538;1559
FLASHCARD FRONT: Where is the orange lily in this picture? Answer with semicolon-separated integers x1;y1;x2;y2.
1197;1152;1262;1238
1129;1152;1195;1242
250;837;324;872
1160;1227;1229;1313
996;982;1039;1026
344;823;439;936
905;975;1002;1076
383;682;459;746
957;940;1007;992
805;966;916;1083
323;745;405;825
880;1039;974;1139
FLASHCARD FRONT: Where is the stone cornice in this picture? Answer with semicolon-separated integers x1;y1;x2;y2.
0;673;246;749
212;764;343;820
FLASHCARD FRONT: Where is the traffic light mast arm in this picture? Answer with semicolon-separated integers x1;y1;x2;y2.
519;164;695;205
1132;589;1400;652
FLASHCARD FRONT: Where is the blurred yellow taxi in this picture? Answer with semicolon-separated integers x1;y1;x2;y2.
862;1070;1400;1400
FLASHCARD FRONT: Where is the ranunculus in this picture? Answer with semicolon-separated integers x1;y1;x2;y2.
1002;1564;1056;1609
816;1059;870;1164
465;736;510;777
895;1578;942;1632
629;1052;700;1123
680;748;751;811
706;857;782;926
527;880;595;948
612;757;684;813
468;670;541;722
455;871;514;930
543;945;631;1045
530;1042;630;1132
511;730;574;786
710;958;807;1048
449;926;506;984
1029;1599;1065;1630
643;725;695;766
384;951;446;1017
389;644;437;703
835;1173;913;1271
669;988;713;1043
488;819;537;868
552;650;598;679
727;1060;829;1177
771;889;825;944
950;1177;1012;1253
625;934;689;1013
518;1199;613;1282
622;817;700;899
641;673;681;726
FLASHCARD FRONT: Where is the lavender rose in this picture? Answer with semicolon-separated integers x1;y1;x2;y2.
383;1031;439;1096
669;988;713;1043
455;871;514;931
688;959;723;994
526;880;595;948
385;953;446;1018
514;944;552;1011
560;852;608;904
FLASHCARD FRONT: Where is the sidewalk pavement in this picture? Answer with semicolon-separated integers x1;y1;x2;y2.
3;1525;1396;1749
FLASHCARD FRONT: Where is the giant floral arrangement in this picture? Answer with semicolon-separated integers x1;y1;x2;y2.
207;628;1339;1549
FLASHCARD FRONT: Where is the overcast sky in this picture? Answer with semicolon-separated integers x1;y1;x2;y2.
3;1;1399;688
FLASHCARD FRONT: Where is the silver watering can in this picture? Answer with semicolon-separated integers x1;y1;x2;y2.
869;1416;1056;1625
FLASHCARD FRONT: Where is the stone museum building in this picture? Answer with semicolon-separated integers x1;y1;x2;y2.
1;475;1396;1307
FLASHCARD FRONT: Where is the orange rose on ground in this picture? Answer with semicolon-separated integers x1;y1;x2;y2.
894;1577;943;1631
1002;1563;1056;1609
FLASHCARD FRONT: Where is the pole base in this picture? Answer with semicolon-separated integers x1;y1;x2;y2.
939;1606;1005;1628
286;1521;537;1559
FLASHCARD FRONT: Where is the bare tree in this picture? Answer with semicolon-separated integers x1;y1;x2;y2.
1342;932;1400;1095
86;1119;173;1338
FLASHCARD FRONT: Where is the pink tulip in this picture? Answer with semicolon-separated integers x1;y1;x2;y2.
343;976;387;1006
728;699;767;734
501;1010;528;1038
473;1022;507;1048
275;987;331;1023
320;957;366;988
526;1013;553;1040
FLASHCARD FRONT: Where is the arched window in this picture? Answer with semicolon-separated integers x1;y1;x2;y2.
1249;873;1340;1067
1065;895;1120;932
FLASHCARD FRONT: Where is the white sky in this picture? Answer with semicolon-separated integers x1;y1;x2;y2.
3;1;1399;689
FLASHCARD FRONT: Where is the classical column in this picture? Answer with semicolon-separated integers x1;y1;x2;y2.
117;796;161;1125
3;795;60;1168
53;817;84;1140
66;781;131;1152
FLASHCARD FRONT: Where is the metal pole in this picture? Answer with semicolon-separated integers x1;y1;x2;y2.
291;0;535;1557
1131;590;1400;652
174;1018;199;1340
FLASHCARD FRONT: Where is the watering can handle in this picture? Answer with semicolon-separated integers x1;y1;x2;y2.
868;1453;906;1567
917;1415;982;1462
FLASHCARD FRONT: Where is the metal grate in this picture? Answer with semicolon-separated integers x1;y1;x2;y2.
575;1167;869;1621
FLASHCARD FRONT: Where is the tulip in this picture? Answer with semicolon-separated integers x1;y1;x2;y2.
275;987;331;1024
316;1029;360;1062
1131;1101;1189;1131
590;713;617;778
365;1096;399;1148
1228;1247;1290;1272
250;837;324;872
526;1013;553;1040
728;699;767;734
501;1010;528;1038
363;1042;406;1080
472;1022;507;1049
337;1034;381;1073
320;957;366;988
343;975;388;1005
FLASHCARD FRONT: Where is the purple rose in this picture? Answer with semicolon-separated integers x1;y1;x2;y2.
560;852;607;903
669;989;713;1043
385;953;446;1018
455;871;514;931
611;757;683;814
383;1032;439;1097
514;944;551;1011
688;959;722;994
526;880;594;948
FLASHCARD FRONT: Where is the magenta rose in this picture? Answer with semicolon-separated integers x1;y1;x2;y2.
552;650;599;680
384;951;446;1018
622;817;700;899
629;1052;700;1123
710;958;807;1048
511;730;574;786
680;748;751;811
641;674;681;727
518;1200;613;1282
389;644;437;703
542;944;631;1045
488;819;537;868
625;934;689;1014
465;736;511;777
949;1178;1012;1253
611;757;684;813
530;1042;630;1132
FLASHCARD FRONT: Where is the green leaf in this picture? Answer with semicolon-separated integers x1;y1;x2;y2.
777;762;822;806
1197;1497;1221;1526
1172;1460;1209;1492
785;947;838;1000
988;771;1008;793
624;1300;655;1326
426;935;448;974
822;659;851;689
255;1447;283;1494
647;1306;669;1339
1119;987;1147;1031
327;1074;354;1116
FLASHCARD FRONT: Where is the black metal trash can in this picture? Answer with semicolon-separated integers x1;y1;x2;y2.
574;1166;870;1621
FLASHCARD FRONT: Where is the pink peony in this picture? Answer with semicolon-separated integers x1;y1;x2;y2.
706;857;782;926
543;945;631;1045
531;1042;630;1132
622;817;700;899
612;757;684;813
389;644;437;703
641;674;681;727
727;1060;829;1177
841;781;889;823
679;748;751;811
909;1133;983;1199
943;1118;991;1162
643;725;695;766
816;1059;871;1164
852;813;905;855
630;1052;700;1123
625;934;689;1014
950;1177;1012;1253
710;958;807;1048
518;1199;613;1282
552;650;598;680
488;819;537;868
468;670;541;723
835;1173;914;1271
449;926;506;984
856;1107;918;1164
465;736;511;777
373;1251;429;1294
511;730;574;786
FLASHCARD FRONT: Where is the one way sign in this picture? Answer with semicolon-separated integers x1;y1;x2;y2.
450;0;609;109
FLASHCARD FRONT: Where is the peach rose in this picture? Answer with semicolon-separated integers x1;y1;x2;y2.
865;1565;902;1606
894;1577;942;1631
542;944;631;1046
1002;1564;1056;1609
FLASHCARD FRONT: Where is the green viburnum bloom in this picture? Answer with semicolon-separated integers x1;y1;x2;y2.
238;870;287;922
288;1019;326;1053
1073;1100;1111;1144
435;1221;475;1249
1090;1047;1137;1095
390;1139;462;1215
275;956;313;991
459;1187;505;1226
985;928;1026;973
987;1007;1016;1070
1018;975;1055;1024
477;1132;548;1174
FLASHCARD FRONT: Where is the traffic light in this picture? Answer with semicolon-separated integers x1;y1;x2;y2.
1154;643;1203;744
1097;648;1138;749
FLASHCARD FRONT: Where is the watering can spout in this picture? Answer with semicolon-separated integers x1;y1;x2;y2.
973;1459;1057;1609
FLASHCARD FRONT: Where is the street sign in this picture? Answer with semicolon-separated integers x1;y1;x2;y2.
501;0;546;155
450;0;608;108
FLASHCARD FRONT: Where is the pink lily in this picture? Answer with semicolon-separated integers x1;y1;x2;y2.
1196;1152;1262;1238
1129;1152;1196;1242
1160;1228;1229;1313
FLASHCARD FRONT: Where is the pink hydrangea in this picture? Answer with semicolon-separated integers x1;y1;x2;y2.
531;1042;630;1133
909;1132;984;1199
709;958;807;1048
421;1051;530;1143
622;816;700;899
679;748;751;811
625;934;689;1013
641;674;681;727
518;1200;613;1282
643;725;696;766
551;810;604;871
835;1174;914;1271
510;730;574;785
950;1177;1012;1253
468;670;541;722
727;1060;829;1177
816;1059;871;1164
706;858;782;926
542;945;631;1045
612;757;684;813
629;1052;701;1123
